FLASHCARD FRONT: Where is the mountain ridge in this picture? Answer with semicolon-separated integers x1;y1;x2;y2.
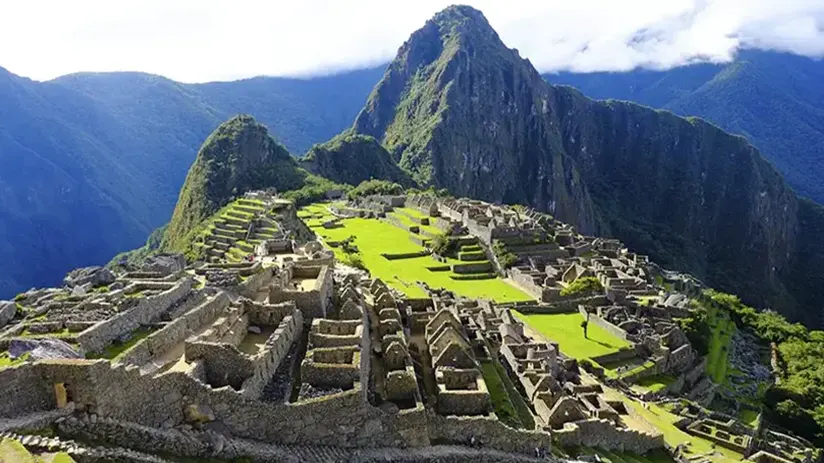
347;4;822;326
547;50;824;204
0;66;384;298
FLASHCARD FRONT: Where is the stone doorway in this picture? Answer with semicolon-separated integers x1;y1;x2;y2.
54;382;73;408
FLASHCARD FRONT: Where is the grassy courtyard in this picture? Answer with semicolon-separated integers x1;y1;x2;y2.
514;312;631;360
299;204;533;303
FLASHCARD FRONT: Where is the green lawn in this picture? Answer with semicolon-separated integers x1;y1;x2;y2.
514;312;630;360
632;375;676;393
739;408;760;428
706;304;735;383
625;401;742;463
0;438;40;463
303;205;532;303
480;360;523;429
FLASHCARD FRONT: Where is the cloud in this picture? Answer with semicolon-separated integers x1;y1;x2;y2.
1;0;822;83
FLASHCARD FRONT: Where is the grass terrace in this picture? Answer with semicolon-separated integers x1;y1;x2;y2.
706;303;735;383
623;400;743;463
301;203;532;303
631;375;677;394
0;351;29;368
514;312;631;360
86;326;155;360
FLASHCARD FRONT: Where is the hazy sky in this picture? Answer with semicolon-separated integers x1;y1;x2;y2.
2;0;823;83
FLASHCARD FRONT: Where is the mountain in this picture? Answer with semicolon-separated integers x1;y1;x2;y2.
0;65;382;298
546;51;824;204
299;132;415;187
164;115;308;251
349;5;824;326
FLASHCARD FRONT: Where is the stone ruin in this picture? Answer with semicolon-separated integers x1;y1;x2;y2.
0;193;818;463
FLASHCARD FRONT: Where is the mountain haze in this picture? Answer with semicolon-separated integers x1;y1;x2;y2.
349;5;824;326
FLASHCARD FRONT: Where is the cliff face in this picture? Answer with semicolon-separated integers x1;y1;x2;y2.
353;5;820;325
163;115;306;251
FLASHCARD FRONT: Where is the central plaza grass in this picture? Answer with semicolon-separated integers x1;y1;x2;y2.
301;204;532;303
514;312;630;360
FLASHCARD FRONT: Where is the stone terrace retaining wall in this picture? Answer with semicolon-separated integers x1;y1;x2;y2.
76;278;193;354
237;266;274;299
427;413;551;455
240;307;303;398
581;308;630;342
553;418;664;454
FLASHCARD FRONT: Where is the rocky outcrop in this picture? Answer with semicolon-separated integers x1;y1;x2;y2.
351;5;824;326
0;301;16;328
63;267;115;289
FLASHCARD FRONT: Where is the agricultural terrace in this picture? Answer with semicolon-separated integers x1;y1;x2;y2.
706;302;735;383
514;312;631;361
622;400;744;463
298;203;533;303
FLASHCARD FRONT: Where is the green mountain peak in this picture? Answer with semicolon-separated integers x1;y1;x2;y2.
162;115;305;252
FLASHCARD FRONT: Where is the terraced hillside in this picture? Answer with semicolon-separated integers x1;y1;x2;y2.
297;203;532;302
190;196;288;262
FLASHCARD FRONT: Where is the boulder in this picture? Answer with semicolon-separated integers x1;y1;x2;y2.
8;338;82;361
64;266;116;288
247;326;262;335
141;253;186;276
0;301;17;328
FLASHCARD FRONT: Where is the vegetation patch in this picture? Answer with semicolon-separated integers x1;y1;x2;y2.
560;277;603;297
479;359;523;429
87;326;155;360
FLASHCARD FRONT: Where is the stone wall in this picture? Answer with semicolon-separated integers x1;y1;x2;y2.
76;278;193;354
270;265;333;319
553;418;664;454
237;267;273;299
427;413;551;455
0;363;54;417
585;311;630;342
117;293;231;367
241;308;303;398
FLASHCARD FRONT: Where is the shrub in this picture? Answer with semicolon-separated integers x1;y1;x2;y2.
347;179;403;199
342;253;367;271
560;277;603;297
492;241;517;269
431;232;459;257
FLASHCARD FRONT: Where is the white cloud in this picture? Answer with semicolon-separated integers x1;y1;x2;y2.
1;0;822;83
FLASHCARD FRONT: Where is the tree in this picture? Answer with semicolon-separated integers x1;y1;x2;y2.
560;277;604;297
581;320;589;339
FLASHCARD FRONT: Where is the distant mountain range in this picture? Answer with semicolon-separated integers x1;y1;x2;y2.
0;65;384;297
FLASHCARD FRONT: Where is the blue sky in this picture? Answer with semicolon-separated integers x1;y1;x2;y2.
2;0;823;83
